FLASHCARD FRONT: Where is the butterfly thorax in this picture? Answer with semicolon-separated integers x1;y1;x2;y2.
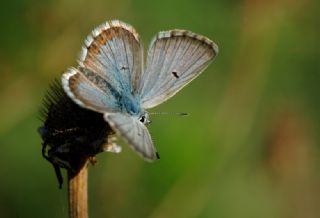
118;92;150;125
119;93;142;114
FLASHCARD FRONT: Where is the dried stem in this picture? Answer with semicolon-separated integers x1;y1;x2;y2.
68;161;89;218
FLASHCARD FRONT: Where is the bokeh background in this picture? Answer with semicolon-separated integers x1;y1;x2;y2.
0;0;319;217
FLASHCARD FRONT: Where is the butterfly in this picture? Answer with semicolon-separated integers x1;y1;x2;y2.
61;20;218;161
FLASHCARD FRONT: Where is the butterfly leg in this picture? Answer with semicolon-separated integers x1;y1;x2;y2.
102;136;122;153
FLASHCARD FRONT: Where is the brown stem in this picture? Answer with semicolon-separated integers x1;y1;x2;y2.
68;161;89;218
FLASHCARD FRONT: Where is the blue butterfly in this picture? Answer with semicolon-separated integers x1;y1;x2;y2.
62;20;218;161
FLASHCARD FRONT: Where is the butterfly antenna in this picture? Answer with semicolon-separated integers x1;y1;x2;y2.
149;112;189;116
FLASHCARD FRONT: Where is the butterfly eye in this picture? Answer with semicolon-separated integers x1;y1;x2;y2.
139;115;151;125
139;116;145;123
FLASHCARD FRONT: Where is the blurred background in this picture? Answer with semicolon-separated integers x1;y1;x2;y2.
0;0;319;217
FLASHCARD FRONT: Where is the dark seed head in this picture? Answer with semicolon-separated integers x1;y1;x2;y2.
38;80;113;188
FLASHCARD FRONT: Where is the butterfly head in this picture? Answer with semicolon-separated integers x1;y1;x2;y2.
120;93;151;125
138;111;151;125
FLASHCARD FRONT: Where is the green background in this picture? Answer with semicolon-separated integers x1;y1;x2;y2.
0;0;319;217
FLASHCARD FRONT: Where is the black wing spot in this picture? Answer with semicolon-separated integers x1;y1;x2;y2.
120;65;128;70
172;71;179;78
156;152;160;159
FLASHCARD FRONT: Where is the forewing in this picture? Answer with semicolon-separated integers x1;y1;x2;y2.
104;113;159;161
138;30;218;109
62;67;120;113
78;20;143;94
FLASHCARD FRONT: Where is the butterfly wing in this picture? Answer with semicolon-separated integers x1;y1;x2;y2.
62;67;121;112
138;30;218;109
79;20;143;94
104;113;159;161
62;20;143;112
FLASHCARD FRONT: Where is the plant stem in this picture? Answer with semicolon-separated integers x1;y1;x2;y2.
68;161;89;218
